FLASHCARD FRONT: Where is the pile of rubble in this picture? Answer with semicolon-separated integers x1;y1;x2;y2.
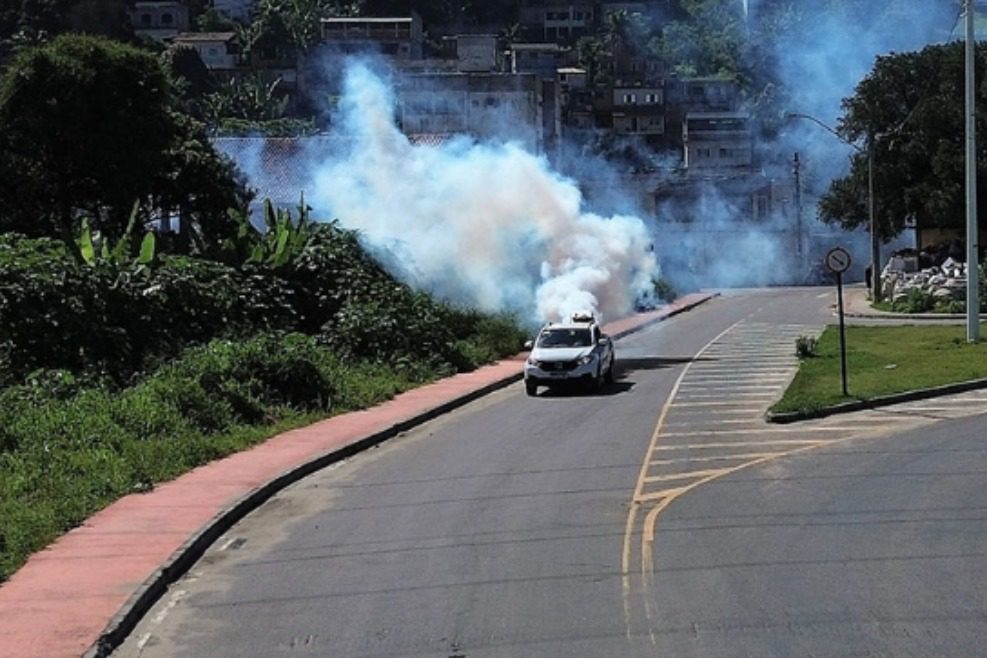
881;256;968;303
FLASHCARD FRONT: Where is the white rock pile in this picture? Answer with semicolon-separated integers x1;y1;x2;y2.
881;257;968;304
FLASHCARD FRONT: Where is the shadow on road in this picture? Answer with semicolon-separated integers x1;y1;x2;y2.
616;356;716;374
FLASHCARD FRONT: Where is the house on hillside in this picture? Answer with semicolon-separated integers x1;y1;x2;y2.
321;14;424;60
519;0;596;42
130;1;189;42
610;84;665;142
171;32;240;70
683;112;752;172
508;42;571;77
395;72;551;150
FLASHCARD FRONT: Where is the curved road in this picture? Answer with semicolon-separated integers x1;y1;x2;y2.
647;411;987;657
115;288;987;657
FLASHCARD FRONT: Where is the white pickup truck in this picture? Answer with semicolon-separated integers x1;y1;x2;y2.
523;312;615;396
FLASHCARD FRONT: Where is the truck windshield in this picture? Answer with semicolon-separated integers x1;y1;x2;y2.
536;328;592;348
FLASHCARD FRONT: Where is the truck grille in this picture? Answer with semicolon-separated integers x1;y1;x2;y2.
539;360;578;372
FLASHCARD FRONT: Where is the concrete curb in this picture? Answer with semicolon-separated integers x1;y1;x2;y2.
844;310;987;321
766;377;987;424
609;292;719;341
84;292;717;658
84;372;523;658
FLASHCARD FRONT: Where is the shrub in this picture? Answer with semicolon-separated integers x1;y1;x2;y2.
154;333;335;426
654;277;677;302
0;331;448;581
933;300;966;314
795;335;817;358
892;288;935;314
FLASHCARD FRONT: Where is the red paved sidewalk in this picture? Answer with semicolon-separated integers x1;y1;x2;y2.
0;293;714;658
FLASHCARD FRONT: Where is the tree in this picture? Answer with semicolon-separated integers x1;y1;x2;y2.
0;34;251;251
163;43;216;118
818;41;987;240
651;0;745;79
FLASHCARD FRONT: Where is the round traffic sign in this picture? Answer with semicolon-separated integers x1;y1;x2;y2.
825;246;852;274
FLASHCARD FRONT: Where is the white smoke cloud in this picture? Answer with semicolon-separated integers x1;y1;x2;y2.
307;61;659;324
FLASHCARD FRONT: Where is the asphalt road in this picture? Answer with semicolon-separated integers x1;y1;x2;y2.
647;411;987;657
115;288;842;658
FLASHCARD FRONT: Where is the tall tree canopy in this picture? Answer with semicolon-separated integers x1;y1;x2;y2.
818;41;987;240
0;34;250;248
652;0;745;79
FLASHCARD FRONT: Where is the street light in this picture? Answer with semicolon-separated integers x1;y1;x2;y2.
964;0;980;342
786;112;882;302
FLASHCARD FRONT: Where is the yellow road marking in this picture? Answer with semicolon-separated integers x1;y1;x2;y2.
649;452;785;465
644;468;731;483
636;487;688;502
653;439;827;450
670;401;762;407
659;427;856;437
621;319;742;641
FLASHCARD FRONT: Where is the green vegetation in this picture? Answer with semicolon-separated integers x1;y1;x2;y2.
0;333;438;581
819;41;987;240
0;34;250;249
771;324;987;415
0;214;526;582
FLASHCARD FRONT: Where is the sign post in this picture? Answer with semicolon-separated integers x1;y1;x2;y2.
825;247;852;397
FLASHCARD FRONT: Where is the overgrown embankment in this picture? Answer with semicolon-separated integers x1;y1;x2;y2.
0;217;526;581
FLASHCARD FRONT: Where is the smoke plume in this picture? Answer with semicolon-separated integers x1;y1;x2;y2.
307;61;659;324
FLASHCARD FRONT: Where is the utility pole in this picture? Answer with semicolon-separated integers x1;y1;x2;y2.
966;0;981;341
786;112;882;298
868;137;881;302
793;152;802;258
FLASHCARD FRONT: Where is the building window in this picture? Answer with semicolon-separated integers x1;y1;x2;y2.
697;148;711;158
208;47;218;57
622;93;636;104
644;93;660;104
161;12;172;25
140;13;151;25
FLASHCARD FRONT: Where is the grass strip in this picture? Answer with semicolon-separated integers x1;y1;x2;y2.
772;323;987;414
0;332;517;582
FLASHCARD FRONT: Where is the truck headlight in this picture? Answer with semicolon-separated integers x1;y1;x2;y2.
577;354;595;366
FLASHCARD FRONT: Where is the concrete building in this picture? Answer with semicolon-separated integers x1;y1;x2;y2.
321;15;424;60
664;77;741;147
683;112;752;171
611;84;664;138
452;34;500;73
508;42;570;78
396;73;549;150
519;1;596;42
171;32;240;70
130;1;189;42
